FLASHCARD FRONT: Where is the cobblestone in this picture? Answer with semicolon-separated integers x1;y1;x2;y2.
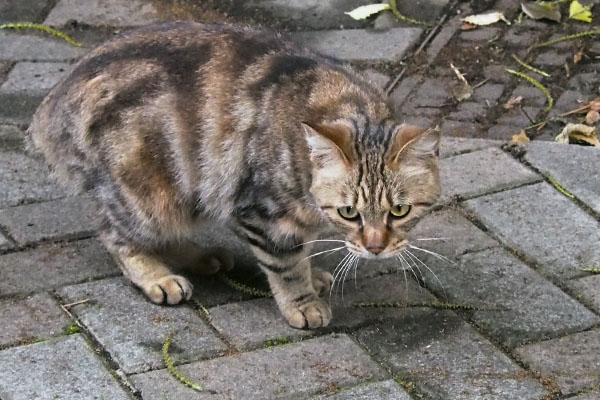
317;380;411;399
0;292;70;347
45;0;160;27
292;28;423;62
534;51;569;66
355;311;548;400
0;31;89;62
567;274;600;314
439;136;498;159
0;0;54;24
515;329;600;396
459;28;500;41
0;151;65;208
131;334;387;399
550;90;593;116
58;277;227;374
439;147;541;202
0;239;118;296
0;334;131;399
0;62;71;95
0;196;95;245
439;119;486;138
524;141;600;214
0;231;11;251
0;124;24;152
465;182;600;280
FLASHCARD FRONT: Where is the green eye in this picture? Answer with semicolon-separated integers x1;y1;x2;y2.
338;206;360;220
390;204;411;218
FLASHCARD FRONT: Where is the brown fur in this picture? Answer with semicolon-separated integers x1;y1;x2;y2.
27;22;441;329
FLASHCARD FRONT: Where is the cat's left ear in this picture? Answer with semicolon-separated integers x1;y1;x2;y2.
387;125;440;167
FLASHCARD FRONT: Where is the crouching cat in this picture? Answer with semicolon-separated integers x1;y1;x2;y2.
27;22;441;329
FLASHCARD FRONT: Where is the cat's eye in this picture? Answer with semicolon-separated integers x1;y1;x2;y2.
390;204;411;218
338;206;360;220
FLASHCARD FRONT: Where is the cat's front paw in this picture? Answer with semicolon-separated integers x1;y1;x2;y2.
312;268;333;297
283;297;332;329
143;275;193;305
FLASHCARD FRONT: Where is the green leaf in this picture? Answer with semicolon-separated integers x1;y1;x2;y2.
345;3;390;20
569;0;593;22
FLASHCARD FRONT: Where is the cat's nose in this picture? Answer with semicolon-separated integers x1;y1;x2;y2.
365;245;385;255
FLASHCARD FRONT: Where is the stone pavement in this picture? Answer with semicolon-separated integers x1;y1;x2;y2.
1;0;600;399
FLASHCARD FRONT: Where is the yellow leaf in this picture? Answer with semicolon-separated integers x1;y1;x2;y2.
571;131;600;146
569;0;593;23
511;130;530;144
462;11;511;26
345;4;390;20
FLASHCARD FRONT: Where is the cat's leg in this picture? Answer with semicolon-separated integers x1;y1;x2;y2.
247;241;332;329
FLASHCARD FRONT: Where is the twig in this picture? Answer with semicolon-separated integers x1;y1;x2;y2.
511;54;550;77
0;22;82;46
506;69;553;111
61;299;89;308
414;14;448;57
529;30;600;51
472;79;490;90
218;272;272;298
450;63;468;84
163;332;206;393
389;0;433;26
353;301;503;311
385;66;407;97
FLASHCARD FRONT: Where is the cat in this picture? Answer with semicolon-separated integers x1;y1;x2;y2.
27;22;441;329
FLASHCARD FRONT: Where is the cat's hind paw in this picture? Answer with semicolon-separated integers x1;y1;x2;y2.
144;275;193;305
312;268;333;297
283;297;332;329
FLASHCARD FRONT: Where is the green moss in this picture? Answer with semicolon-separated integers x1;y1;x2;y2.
66;324;80;335
265;337;291;347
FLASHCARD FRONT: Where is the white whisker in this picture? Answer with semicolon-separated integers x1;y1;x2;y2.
414;237;458;241
395;255;409;302
398;252;421;288
296;246;345;265
330;253;353;302
294;239;345;248
408;245;457;266
405;249;447;299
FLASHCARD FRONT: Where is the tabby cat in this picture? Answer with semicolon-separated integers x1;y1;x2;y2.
27;22;441;329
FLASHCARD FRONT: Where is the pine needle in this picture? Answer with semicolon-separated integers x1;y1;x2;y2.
218;272;272;298
511;54;550;77
547;175;575;198
0;22;82;46
163;333;204;392
389;0;432;26
353;301;502;311
582;268;600;274
529;30;600;50
506;69;553;111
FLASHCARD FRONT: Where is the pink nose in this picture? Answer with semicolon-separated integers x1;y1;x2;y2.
365;245;385;255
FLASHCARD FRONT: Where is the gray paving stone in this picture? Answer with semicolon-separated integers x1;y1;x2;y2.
130;334;387;399
549;90;592;117
0;231;11;251
409;209;499;257
45;0;160;27
487;124;522;141
0;124;25;152
0;292;71;347
59;277;227;374
497;106;541;126
0;62;71;95
439;147;541;202
473;83;505;103
534;51;569;66
484;64;512;83
317;380;411;399
515;329;600;396
426;16;460;63
567;274;600;314
448;101;488;121
0;0;55;24
465;182;600;280
410;79;451;107
0;238;118;296
0;91;42;125
390;76;421;112
569;392;600;400
0;334;130;399
0;31;89;62
568;72;599;92
422;247;599;347
460;28;500;41
439;120;486;138
524;141;600;214
355;311;548;400
0;196;95;245
246;0;370;30
392;0;450;22
439;137;498;159
511;84;550;107
362;69;389;89
0;151;65;208
292;28;422;62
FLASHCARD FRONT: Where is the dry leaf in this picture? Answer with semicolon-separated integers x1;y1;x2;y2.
569;0;593;23
590;98;600;111
574;51;583;64
462;11;511;26
511;130;530;144
460;23;477;30
555;123;598;146
452;82;473;102
345;3;390;20
521;1;561;22
586;110;600;124
503;96;523;110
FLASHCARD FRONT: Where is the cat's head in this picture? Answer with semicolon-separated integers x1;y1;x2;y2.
303;120;440;259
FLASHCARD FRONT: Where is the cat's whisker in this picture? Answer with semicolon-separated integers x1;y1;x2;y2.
296;246;345;265
405;249;447;299
341;254;359;301
408;245;457;266
294;239;346;248
399;252;424;293
353;255;360;289
330;253;352;302
337;254;356;298
414;237;459;241
398;252;420;286
395;255;410;302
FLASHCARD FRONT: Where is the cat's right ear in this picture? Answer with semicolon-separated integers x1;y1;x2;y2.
301;122;354;171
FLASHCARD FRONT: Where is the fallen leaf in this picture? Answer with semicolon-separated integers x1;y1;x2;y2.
586;109;600;124
569;0;593;23
574;51;583;64
554;123;599;146
460;23;477;30
503;96;523;110
345;3;390;20
452;82;473;102
590;98;600;111
521;1;561;22
511;130;530;144
462;11;511;26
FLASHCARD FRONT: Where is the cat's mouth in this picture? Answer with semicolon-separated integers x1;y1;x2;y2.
345;240;408;260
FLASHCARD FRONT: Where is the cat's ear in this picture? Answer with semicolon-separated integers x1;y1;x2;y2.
302;121;354;169
387;125;440;167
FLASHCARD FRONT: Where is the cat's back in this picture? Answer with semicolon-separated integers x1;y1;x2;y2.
26;22;292;191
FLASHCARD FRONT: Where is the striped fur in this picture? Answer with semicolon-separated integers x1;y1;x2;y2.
27;22;440;329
